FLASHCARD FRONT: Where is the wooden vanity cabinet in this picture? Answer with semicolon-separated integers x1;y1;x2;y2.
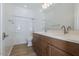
32;33;79;56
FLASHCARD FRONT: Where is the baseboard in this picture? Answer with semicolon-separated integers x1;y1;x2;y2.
14;42;27;46
8;46;13;56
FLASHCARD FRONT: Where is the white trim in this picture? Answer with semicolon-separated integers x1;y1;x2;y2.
8;46;13;56
14;42;27;45
1;3;3;56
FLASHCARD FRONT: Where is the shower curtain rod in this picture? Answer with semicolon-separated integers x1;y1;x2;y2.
14;16;35;20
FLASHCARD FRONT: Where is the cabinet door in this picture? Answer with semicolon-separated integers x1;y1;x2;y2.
32;34;42;56
36;39;42;56
41;40;48;56
48;45;69;56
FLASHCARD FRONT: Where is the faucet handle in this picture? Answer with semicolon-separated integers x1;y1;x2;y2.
67;26;72;31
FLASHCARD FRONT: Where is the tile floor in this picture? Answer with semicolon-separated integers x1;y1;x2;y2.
10;44;36;56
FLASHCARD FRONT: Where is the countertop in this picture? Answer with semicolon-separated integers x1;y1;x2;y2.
34;30;79;44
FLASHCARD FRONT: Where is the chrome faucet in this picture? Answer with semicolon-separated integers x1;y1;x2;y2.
61;25;72;34
61;25;68;34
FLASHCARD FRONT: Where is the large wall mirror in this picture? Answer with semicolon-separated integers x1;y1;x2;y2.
41;3;79;31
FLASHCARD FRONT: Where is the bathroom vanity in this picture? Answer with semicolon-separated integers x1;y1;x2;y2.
32;31;79;56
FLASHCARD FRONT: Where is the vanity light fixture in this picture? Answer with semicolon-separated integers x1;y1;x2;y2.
42;3;53;9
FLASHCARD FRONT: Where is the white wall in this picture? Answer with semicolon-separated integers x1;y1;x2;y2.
2;3;16;56
43;3;74;30
74;4;79;31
